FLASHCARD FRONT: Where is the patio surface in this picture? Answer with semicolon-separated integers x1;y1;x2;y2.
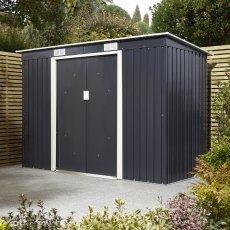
0;165;197;218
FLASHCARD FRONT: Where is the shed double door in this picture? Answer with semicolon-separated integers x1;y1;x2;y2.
57;55;117;177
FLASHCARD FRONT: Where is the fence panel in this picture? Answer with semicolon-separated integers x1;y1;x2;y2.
203;45;230;136
0;51;22;166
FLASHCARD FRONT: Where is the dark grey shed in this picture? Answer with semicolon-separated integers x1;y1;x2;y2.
18;32;209;184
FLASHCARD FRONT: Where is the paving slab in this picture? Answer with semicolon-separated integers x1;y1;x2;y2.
0;165;197;219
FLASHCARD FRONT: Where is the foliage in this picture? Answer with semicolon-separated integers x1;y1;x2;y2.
0;218;8;230
143;13;150;25
150;0;230;46
0;0;72;47
65;201;171;229
3;194;63;230
0;0;107;47
212;67;230;140
132;5;141;23
191;159;230;228
200;138;230;170
97;4;131;20
191;63;230;229
0;23;30;52
167;193;209;230
0;0;136;49
3;195;171;230
3;193;216;230
135;21;152;35
64;0;104;16
73;13;139;42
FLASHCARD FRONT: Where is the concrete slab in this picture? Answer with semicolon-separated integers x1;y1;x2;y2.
0;165;197;218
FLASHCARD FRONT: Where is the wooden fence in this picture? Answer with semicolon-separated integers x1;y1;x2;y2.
0;51;22;166
203;45;230;135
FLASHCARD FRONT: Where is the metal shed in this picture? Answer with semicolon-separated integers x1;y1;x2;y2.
18;32;209;184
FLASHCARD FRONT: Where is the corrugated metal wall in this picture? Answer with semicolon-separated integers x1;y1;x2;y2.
23;58;51;169
22;36;208;183
166;47;207;183
122;47;165;183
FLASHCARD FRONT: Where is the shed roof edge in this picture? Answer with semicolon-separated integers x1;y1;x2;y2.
16;32;211;55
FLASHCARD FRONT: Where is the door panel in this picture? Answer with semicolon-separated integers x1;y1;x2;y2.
86;56;117;176
57;58;86;172
57;55;117;177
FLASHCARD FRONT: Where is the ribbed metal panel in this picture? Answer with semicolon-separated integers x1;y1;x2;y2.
23;58;51;169
122;47;164;183
166;47;207;183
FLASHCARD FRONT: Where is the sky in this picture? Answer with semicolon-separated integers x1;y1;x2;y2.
113;0;161;20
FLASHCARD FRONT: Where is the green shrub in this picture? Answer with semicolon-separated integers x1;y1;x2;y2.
135;21;153;35
212;71;230;140
200;138;230;169
192;64;230;229
3;193;214;230
191;159;230;228
66;201;171;230
3;194;63;230
0;23;41;52
0;24;28;52
0;218;8;230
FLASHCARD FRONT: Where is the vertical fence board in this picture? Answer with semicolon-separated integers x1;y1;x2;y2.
0;51;22;166
202;45;230;138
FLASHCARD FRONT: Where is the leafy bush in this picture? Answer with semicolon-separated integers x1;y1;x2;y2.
191;159;230;228
3;195;172;230
0;23;41;52
212;71;230;140
3;193;216;230
135;21;153;35
0;24;28;52
65;203;171;229
167;193;208;230
191;65;230;229
0;218;8;230
200;138;230;169
3;194;63;230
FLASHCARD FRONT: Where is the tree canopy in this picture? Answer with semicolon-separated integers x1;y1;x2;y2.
151;0;230;46
0;0;137;51
96;4;131;20
143;13;149;25
132;5;141;23
135;21;152;35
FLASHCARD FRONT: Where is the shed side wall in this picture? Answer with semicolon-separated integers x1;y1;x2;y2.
166;46;208;183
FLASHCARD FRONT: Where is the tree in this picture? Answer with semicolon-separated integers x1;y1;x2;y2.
151;0;230;46
143;13;149;25
72;12;139;42
0;0;138;49
132;5;141;23
0;0;107;47
97;4;131;20
135;21;152;35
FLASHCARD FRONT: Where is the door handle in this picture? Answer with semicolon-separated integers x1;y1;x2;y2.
83;91;89;101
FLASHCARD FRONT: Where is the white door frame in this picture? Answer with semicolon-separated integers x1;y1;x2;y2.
50;51;123;179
